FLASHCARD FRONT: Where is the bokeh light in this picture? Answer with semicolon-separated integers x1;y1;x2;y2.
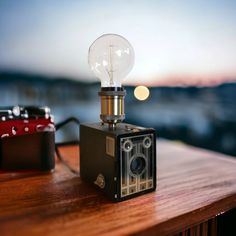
134;86;150;101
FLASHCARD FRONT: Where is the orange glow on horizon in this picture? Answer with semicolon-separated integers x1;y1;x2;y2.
126;73;236;87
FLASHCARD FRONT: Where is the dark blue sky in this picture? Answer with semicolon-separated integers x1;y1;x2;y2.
0;0;236;85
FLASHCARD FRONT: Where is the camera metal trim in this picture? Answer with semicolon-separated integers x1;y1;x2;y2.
120;133;155;198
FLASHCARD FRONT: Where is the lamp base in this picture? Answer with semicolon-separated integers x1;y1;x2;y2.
98;87;126;126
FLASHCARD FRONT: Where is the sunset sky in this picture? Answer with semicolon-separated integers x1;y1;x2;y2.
0;0;236;86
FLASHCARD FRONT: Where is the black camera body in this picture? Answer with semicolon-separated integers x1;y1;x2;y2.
80;122;156;202
0;106;55;171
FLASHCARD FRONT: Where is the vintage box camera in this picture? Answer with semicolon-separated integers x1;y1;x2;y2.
80;87;157;202
80;122;156;201
0;106;55;171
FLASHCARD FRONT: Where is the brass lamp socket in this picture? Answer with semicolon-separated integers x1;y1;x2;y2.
98;87;126;128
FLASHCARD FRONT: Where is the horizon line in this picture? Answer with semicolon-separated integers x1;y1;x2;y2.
0;70;236;88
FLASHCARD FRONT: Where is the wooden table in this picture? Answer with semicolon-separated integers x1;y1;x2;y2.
0;140;236;236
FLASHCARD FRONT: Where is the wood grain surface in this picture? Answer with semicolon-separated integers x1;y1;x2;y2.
0;140;236;236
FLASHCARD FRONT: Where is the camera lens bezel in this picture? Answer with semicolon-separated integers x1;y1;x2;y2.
143;136;152;149
129;154;146;177
122;139;133;152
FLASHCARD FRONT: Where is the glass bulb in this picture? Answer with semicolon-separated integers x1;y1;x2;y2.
88;34;135;87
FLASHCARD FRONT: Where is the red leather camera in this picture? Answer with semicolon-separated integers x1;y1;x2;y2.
0;106;55;171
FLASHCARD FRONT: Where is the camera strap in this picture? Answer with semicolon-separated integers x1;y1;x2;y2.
55;117;80;175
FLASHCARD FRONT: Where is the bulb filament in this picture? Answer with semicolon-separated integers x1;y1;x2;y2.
108;45;114;86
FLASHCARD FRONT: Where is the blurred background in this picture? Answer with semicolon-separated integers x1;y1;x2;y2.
0;0;236;156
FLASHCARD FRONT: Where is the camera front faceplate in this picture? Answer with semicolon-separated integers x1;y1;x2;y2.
119;133;155;199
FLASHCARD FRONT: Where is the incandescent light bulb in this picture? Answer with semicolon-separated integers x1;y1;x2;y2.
88;34;135;87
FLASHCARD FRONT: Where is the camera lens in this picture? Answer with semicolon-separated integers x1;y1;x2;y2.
123;140;133;152
130;156;146;175
143;136;152;148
